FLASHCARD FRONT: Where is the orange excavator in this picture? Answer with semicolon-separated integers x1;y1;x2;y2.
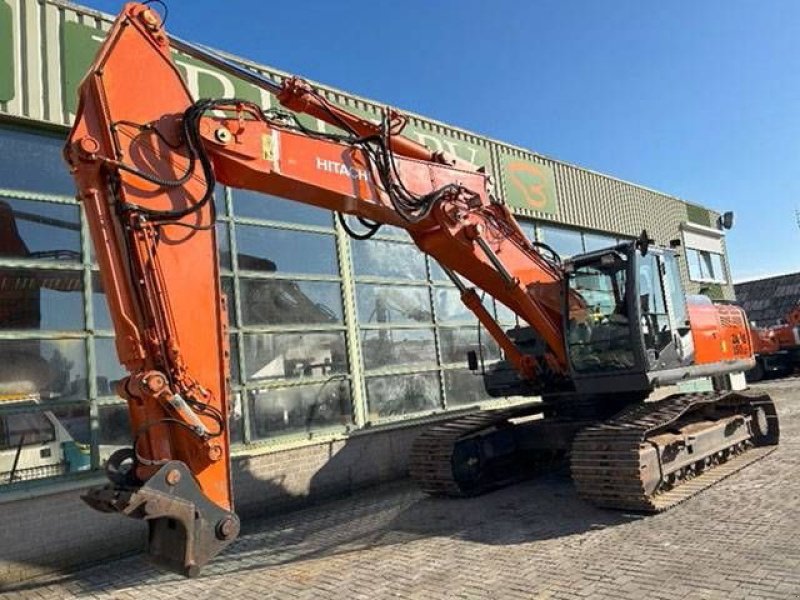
747;306;800;381
63;3;779;576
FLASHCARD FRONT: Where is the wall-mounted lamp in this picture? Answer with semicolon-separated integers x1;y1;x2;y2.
717;211;735;230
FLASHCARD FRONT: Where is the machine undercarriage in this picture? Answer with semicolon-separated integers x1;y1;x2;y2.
410;391;779;511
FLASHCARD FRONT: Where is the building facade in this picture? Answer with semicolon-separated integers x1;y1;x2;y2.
0;0;735;584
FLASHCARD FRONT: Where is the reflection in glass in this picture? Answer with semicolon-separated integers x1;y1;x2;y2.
221;277;235;327
361;328;436;370
444;368;490;407
229;334;241;385
710;253;726;283
217;223;231;269
243;331;347;382
239;279;342;326
0;268;84;331
435;287;491;323
538;224;584;258
233;189;332;227
583;232;617;253
351;239;426;280
91;271;113;332
0;197;81;262
428;258;450;282
213;189;226;217
366;372;440;418
93;338;127;396
494;299;517;325
342;216;411;241
0;403;90;484
0;128;75;195
228;391;244;445
355;284;431;324
249;380;351;439
439;327;501;364
98;403;131;448
0;339;87;400
236;225;338;275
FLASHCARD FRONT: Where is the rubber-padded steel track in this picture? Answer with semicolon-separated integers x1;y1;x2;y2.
571;391;779;512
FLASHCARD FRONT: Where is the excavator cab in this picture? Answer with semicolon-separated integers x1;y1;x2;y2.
565;241;693;395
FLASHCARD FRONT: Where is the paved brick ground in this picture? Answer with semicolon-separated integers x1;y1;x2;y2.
4;379;800;600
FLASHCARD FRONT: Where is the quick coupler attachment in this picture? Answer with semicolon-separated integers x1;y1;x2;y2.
82;460;239;577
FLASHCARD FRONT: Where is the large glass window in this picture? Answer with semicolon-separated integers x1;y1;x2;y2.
0;268;84;331
90;272;113;332
94;338;127;397
232;189;333;227
249;380;352;439
439;326;501;365
242;331;347;382
583;232;617;253
361;328;437;370
0;403;90;484
366;372;440;419
236;225;338;275
0;339;87;401
239;279;342;327
97;403;131;448
443;369;491;407
0;127;75;195
355;284;431;324
434;287;493;323
351;239;426;280
538;224;584;258
0;198;81;262
217;223;232;270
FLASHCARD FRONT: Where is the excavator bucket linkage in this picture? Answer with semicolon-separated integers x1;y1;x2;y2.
83;461;240;576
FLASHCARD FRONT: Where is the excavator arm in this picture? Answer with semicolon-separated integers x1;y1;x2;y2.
64;3;571;574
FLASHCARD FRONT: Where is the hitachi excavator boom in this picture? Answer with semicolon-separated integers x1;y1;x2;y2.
63;3;778;576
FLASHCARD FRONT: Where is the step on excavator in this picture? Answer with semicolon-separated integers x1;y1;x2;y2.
63;3;779;576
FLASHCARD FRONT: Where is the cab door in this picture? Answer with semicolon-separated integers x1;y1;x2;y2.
661;251;695;365
636;250;683;370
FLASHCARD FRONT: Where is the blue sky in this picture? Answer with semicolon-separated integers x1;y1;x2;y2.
80;0;800;281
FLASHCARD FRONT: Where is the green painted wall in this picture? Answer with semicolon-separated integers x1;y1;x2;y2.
0;1;14;103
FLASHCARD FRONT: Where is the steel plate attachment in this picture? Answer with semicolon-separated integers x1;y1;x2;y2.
82;460;240;577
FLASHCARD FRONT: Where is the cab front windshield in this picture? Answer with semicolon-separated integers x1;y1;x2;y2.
567;252;635;373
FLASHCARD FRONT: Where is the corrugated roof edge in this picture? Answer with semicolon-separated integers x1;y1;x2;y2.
733;270;800;286
47;0;718;216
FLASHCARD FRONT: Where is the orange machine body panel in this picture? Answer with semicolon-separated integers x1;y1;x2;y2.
772;322;800;350
749;326;780;356
688;298;753;366
65;4;232;510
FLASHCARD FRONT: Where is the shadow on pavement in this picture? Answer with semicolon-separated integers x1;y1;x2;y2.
1;464;640;597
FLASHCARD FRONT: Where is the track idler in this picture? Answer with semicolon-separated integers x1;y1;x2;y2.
82;455;239;576
571;392;780;512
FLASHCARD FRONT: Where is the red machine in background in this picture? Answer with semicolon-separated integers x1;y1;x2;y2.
62;3;779;576
747;306;800;381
